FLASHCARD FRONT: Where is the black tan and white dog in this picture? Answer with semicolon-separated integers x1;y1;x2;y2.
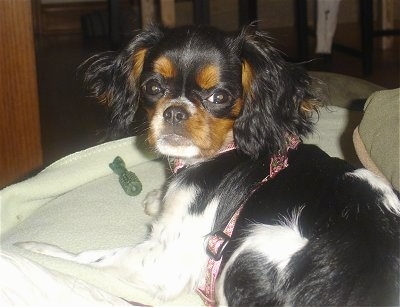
19;25;400;306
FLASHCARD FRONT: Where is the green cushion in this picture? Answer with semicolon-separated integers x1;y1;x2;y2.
358;89;400;190
309;71;385;109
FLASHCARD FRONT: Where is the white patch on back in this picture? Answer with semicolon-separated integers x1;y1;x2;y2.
217;208;308;305
246;208;308;271
348;169;400;216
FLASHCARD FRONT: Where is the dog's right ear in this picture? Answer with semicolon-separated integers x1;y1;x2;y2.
84;24;164;138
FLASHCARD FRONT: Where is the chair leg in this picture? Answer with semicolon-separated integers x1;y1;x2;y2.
315;0;341;54
360;0;373;75
239;0;258;27
108;0;120;49
193;0;210;24
295;0;308;62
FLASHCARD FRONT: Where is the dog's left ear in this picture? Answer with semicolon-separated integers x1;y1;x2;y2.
83;24;165;138
233;27;320;159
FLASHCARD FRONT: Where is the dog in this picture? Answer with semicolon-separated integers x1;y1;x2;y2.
19;24;399;306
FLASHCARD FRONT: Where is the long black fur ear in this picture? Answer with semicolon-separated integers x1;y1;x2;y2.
83;24;164;139
234;27;321;159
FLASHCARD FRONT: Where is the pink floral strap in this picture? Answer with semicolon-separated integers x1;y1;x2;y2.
197;135;300;306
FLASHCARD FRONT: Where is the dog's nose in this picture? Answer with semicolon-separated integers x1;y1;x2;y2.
163;106;189;125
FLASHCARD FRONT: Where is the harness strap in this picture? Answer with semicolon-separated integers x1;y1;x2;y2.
197;203;245;306
197;135;300;306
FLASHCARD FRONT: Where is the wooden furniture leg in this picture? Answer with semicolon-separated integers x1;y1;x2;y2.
378;0;394;50
0;0;43;187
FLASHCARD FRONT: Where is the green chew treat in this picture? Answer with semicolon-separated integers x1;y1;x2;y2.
109;156;142;196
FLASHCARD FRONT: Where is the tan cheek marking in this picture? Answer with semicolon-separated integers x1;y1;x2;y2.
184;108;209;147
231;98;244;118
204;117;235;156
196;64;220;89
131;48;147;80
154;56;176;79
242;60;253;98
185;109;235;157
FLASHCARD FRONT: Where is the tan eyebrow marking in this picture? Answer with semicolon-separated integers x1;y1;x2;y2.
196;64;220;89
153;56;176;78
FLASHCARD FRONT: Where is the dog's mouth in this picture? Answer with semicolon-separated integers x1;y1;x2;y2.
160;134;192;147
156;134;200;158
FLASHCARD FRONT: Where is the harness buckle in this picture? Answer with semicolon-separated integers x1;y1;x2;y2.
206;231;230;261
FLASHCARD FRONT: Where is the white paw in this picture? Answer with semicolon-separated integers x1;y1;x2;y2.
143;189;163;216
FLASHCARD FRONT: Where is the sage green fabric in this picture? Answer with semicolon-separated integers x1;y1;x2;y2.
358;89;400;190
310;71;385;109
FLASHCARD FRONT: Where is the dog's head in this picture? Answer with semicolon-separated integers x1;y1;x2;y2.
86;24;320;160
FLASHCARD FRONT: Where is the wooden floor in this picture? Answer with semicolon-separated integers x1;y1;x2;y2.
36;25;399;166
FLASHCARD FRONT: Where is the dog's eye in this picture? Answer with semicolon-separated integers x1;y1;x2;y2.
206;91;230;104
143;80;163;96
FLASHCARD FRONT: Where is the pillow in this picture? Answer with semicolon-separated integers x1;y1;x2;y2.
309;71;385;109
353;89;400;190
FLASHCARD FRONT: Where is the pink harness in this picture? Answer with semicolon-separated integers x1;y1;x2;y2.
171;136;300;307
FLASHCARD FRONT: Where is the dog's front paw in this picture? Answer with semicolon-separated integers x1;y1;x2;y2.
143;189;163;216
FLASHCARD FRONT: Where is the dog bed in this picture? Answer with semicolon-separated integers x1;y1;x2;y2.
1;85;397;306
